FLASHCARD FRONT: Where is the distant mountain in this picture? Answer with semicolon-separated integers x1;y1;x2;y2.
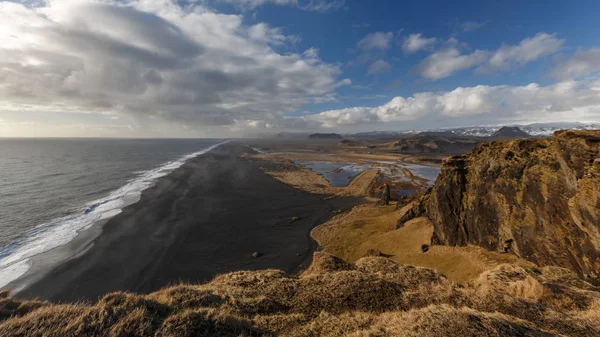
271;132;310;139
349;131;417;140
387;135;480;154
417;130;462;138
519;122;600;136
490;126;530;140
308;133;343;139
346;122;600;140
449;127;501;138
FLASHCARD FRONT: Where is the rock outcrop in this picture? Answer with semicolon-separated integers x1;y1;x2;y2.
402;130;600;284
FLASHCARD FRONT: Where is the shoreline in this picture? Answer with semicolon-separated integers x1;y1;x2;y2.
16;142;359;302
2;141;228;294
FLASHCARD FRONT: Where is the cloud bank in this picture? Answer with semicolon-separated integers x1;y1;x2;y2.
311;79;600;128
1;1;599;136
0;0;348;135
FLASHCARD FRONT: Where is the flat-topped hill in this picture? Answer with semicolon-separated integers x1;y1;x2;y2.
388;134;480;154
308;133;343;139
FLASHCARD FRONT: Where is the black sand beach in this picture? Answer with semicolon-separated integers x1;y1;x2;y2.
18;143;358;302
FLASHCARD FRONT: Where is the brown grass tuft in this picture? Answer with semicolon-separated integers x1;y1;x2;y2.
301;251;355;276
1;253;599;336
154;308;262;337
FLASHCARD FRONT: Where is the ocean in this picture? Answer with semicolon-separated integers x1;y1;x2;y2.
0;138;225;288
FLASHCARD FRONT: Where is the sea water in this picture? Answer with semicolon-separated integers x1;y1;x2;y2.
0;138;225;288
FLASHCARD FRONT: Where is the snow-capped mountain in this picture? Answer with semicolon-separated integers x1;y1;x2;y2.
519;122;600;136
347;123;599;139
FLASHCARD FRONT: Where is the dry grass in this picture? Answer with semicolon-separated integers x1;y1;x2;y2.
1;253;599;336
312;202;531;284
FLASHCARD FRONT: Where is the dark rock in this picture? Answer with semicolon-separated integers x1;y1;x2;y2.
252;252;261;258
396;196;428;229
380;184;391;205
363;249;382;257
421;244;429;253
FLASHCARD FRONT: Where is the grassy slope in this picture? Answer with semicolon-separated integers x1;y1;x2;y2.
1;253;599;336
312;202;529;284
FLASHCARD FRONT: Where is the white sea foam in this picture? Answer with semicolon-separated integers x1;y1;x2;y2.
0;141;228;289
250;147;267;154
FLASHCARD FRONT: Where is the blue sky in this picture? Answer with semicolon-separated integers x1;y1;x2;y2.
234;0;600;113
1;0;600;137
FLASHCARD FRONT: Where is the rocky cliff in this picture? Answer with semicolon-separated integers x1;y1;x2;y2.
403;130;600;284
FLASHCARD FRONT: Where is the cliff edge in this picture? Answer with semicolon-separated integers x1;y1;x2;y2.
402;130;600;284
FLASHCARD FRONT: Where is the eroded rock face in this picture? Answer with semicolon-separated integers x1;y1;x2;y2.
413;130;600;283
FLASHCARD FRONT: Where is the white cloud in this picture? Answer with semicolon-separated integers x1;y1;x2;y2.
247;22;300;46
218;0;345;12
367;60;392;75
310;79;600;127
482;33;564;72
357;32;394;50
417;33;564;79
303;47;319;59
0;0;349;135
460;21;487;32
418;48;489;80
402;33;436;53
299;0;345;12
552;48;600;79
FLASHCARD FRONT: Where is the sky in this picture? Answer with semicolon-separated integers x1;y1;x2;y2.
1;0;600;137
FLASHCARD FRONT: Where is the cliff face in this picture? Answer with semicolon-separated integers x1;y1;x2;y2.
415;130;600;283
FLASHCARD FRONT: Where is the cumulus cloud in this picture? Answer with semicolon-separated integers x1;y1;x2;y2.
0;0;349;134
357;32;394;50
310;79;600;127
402;33;436;53
217;0;345;12
367;60;392;75
418;33;564;80
552;48;600;79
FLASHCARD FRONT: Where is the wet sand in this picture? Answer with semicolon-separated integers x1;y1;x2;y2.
18;142;358;302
